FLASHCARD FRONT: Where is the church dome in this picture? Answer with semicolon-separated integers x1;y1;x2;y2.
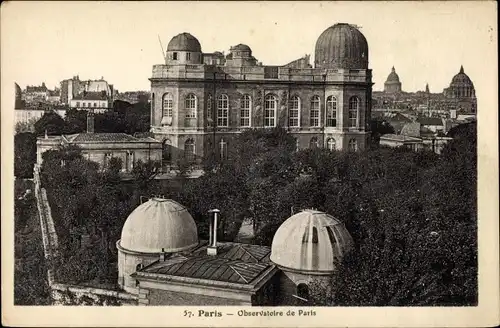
231;44;251;52
451;66;473;86
120;198;198;253
167;33;202;52
314;23;369;69
386;66;400;83
270;210;354;273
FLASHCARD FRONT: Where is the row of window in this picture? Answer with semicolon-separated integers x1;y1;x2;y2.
75;102;106;108
160;93;361;128
180;137;358;162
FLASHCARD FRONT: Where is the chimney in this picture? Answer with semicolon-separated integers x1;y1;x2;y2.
207;209;220;256
87;111;95;133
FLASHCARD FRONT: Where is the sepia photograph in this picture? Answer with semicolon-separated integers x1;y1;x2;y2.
1;1;498;327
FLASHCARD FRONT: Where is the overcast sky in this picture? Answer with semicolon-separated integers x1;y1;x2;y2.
2;1;497;97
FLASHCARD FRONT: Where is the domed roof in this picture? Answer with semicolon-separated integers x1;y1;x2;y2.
314;23;369;69
231;43;251;52
167;33;202;52
270;210;354;273
120;198;198;253
451;66;473;85
386;66;401;83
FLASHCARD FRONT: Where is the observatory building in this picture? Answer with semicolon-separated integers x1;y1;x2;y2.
116;199;354;305
150;23;373;165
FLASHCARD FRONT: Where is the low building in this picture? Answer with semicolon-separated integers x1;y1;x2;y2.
69;91;109;113
117;199;354;305
15;107;66;125
36;114;162;171
416;117;445;134
379;134;424;151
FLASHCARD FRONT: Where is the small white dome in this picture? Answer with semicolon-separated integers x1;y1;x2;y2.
119;198;198;253
270;210;353;273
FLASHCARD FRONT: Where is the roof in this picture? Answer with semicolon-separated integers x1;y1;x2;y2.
385;66;401;83
134;242;273;286
120;199;198;253
63;133;160;143
231;44;252;52
270;210;354;273
380;134;423;143
401;122;422;137
417;117;443;126
72;91;108;101
314;23;369;69
451;66;473;86
167;32;202;52
26;84;48;92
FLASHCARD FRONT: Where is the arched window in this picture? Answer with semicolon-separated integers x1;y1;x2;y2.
136;263;143;271
326;96;337;127
162;93;173;117
309;137;319;149
217;94;229;127
264;94;277;127
327;138;336;151
219;138;228;160
184;139;195;162
240;95;251;127
348;139;357;152
310;96;321;127
207;94;213;127
349;97;359;127
297;283;309;301
185;94;197;118
162;139;171;162
289;96;300;127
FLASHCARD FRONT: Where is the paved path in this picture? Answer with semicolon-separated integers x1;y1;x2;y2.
235;218;254;244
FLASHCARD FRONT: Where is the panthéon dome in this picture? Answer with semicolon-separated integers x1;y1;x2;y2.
314;23;369;69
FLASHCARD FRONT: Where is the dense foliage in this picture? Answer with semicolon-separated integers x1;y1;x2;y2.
14;180;52;305
14;132;37;178
38;123;476;306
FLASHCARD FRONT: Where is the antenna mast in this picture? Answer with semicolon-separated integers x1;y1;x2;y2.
158;35;166;62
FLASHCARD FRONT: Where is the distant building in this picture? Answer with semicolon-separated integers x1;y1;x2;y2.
69;91;109;113
15;107;66;126
115;91;151;104
443;66;477;114
151;23;373;166
384;66;402;93
379;134;424;151
36;114;161;171
24;82;49;103
60;76;114;108
117;200;353;305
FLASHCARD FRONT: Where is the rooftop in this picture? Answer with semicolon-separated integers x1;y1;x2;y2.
417;117;443;126
380;134;423;143
73;91;108;101
134;241;273;286
63;133;160;143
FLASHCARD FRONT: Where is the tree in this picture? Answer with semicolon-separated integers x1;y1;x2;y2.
34;111;68;136
14;132;37;178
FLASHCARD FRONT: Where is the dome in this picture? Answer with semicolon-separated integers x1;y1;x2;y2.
120;198;198;253
386;66;400;83
314;23;369;69
270;210;354;273
451;66;473;85
167;33;202;52
231;44;251;52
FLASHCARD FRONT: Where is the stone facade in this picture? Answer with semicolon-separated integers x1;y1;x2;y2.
151;25;373;164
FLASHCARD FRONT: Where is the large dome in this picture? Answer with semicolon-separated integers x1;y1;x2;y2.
120;198;198;253
314;23;369;69
451;66;473;86
167;32;202;52
270;210;354;273
386;66;400;83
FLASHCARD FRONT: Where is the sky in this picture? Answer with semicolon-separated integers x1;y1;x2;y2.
1;1;497;97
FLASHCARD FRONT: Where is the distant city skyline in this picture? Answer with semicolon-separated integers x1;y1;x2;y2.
2;1;497;100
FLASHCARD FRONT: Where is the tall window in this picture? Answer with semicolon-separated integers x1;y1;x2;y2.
264;94;277;127
310;96;320;127
297;283;309;302
349;97;359;127
185;94;197;118
207;94;213;127
162;93;173;117
186;52;191;60
240;95;251;127
217;94;229;127
289;96;300;127
348;139;357;151
219;138;228;160
327;138;336;151
309;137;319;149
184;139;195;162
326;96;337;127
173;52;178;60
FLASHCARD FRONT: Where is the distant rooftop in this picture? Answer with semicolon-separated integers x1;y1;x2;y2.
63;133;160;143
